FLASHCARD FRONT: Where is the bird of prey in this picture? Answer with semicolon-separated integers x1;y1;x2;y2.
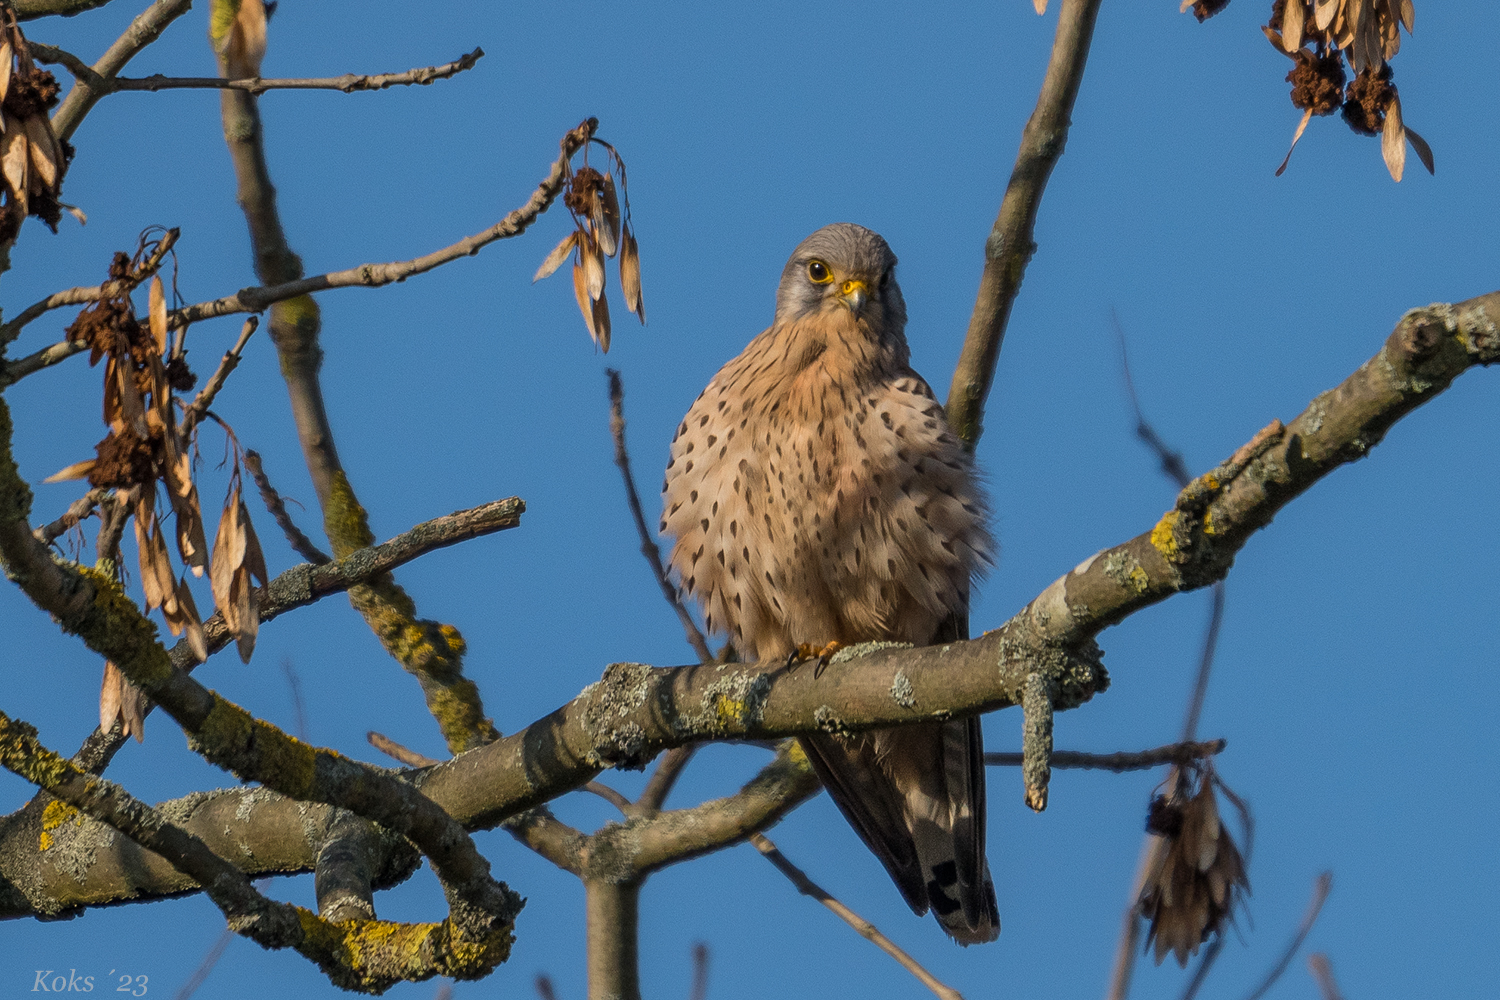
660;223;999;943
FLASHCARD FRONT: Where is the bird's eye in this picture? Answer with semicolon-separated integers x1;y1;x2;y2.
807;260;832;284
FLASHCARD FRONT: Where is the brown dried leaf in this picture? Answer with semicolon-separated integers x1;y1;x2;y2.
592;291;611;354
134;502;176;615
1282;0;1305;52
1382;92;1406;181
1314;0;1339;31
2;125;27;213
595;173;621;258
173;485;209;578
1037;0;1049;12
0;39;12;109
99;659;123;733
620;228;645;323
149;276;168;356
210;486;242;621
1275;107;1315;177
230;566;257;663
23;114;57;191
241;499;267;587
533;230;578;282
174;576;208;663
583;229;605;301
1404;123;1434;175
43;457;97;483
1399;0;1414;33
572;260;597;342
119;679;147;743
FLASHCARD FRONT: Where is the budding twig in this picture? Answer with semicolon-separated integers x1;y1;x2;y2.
984;738;1226;772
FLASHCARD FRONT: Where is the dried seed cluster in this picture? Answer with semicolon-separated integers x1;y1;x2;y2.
1138;764;1252;967
0;14;71;242
533;132;644;352
45;237;268;739
1191;0;1431;180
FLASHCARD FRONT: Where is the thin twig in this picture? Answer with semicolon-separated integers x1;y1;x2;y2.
1306;954;1345;1000
534;975;559;1000
1241;873;1334;1000
584;781;633;815
1107;314;1231;1000
182;317;258;436
281;657;309;743
33;488;106;546
243;450;331;564
985;739;1225;772
607;368;713;663
102;47;484;95
749;833;965;1000
367;731;441;769
1115;308;1191;489
0;121;595;376
172;921;232;1000
688;942;709;1000
635;746;697;813
1179;937;1225;1000
945;0;1105;446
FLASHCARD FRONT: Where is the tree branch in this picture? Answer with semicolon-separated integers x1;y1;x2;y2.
1242;873;1334;1000
92;47;485;95
244;449;331;564
608;369;714;664
50;0;196;142
750;833;964;1000
985;739;1225;772
945;0;1105;446
1306;954;1346;1000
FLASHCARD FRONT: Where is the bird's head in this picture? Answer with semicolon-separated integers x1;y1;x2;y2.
774;223;907;336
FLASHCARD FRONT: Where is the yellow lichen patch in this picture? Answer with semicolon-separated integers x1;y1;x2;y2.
38;799;82;851
1202;507;1217;536
713;693;747;726
324;471;377;560
77;566;174;688
1151;510;1181;560
1128;563;1150;592
253;718;321;799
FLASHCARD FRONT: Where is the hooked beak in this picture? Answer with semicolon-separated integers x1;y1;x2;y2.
838;278;868;316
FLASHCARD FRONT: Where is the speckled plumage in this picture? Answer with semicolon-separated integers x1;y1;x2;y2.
660;224;999;942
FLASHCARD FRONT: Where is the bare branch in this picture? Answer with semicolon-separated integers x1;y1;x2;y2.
33;487;106;545
51;0;196;142
244;450;331;565
750;833;964;1000
171;118;597;329
688;943;709;1000
1242;873;1334;1000
635;747;697;813
367;730;441;769
100;47;484;95
15;0;116;20
584;781;634;814
608;368;714;663
181;317;258;435
985;739;1225;772
1307;954;1346;1000
945;0;1105;446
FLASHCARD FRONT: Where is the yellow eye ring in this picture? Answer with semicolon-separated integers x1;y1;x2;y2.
806;260;833;284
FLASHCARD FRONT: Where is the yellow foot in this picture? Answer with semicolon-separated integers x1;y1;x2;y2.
786;641;844;678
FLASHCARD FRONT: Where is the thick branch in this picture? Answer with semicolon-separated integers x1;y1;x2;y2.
945;0;1104;446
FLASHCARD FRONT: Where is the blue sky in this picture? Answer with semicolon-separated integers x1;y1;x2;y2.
3;1;1497;998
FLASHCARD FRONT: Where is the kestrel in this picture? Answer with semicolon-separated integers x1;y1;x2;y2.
661;223;999;943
